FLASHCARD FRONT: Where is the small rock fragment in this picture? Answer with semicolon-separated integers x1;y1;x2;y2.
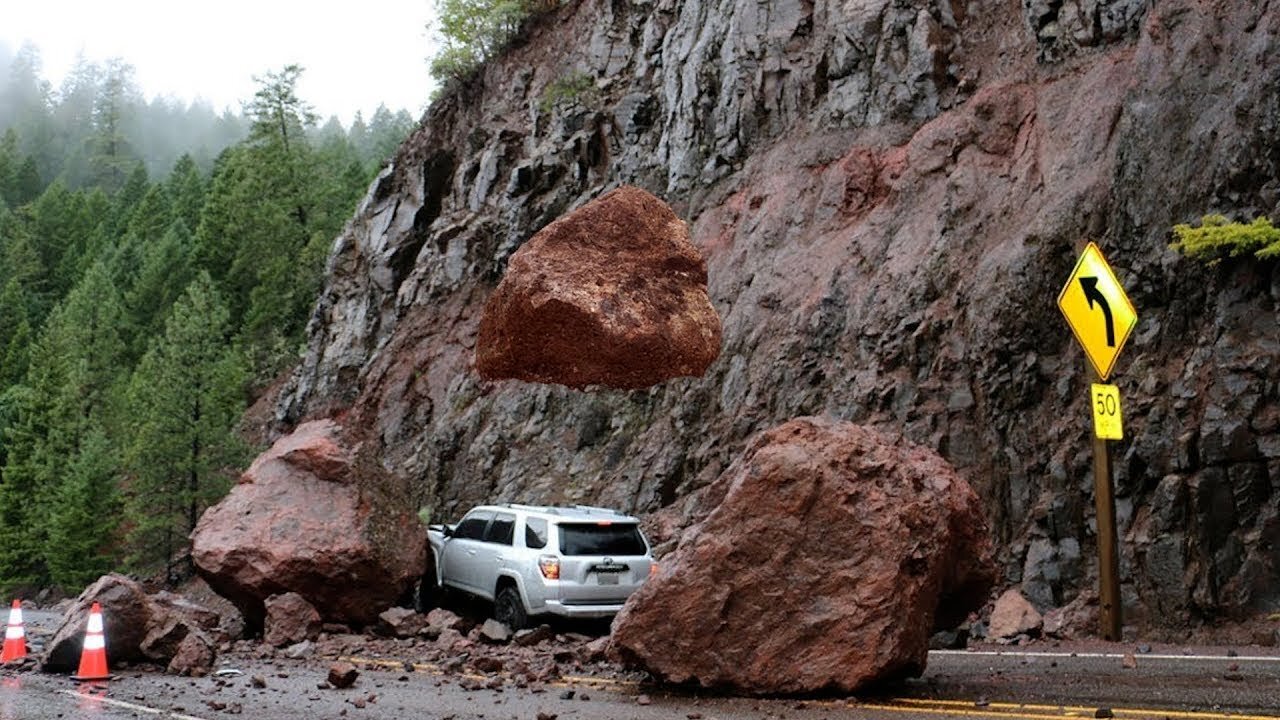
1095;708;1114;718
479;619;512;644
328;661;360;689
1121;653;1137;669
514;625;555;647
637;694;652;706
250;675;266;689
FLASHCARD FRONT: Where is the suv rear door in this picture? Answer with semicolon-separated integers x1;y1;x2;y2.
554;521;651;606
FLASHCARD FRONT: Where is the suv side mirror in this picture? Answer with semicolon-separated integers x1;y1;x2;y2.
442;525;454;538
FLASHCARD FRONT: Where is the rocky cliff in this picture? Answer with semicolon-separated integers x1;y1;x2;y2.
272;0;1280;632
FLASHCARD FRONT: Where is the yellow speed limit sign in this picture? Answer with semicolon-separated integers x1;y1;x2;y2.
1091;383;1124;440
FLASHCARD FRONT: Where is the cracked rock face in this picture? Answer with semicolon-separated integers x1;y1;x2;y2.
267;0;1280;632
476;185;721;389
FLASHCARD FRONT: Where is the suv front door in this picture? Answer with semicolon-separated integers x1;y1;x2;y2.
473;512;517;600
441;510;493;593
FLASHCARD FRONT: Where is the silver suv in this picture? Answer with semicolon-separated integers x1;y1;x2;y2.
425;504;654;629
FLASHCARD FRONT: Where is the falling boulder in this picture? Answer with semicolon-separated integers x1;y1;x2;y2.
476;185;722;389
610;417;997;694
191;420;426;629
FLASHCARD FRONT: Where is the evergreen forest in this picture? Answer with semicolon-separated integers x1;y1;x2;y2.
0;43;416;595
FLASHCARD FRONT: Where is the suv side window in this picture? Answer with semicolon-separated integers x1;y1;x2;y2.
454;511;493;540
485;513;516;546
524;517;548;549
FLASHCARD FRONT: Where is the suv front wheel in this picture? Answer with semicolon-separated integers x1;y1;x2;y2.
494;585;529;630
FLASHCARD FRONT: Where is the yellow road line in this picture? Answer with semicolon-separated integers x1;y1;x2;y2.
340;655;1279;720
890;697;1280;720
853;701;1105;720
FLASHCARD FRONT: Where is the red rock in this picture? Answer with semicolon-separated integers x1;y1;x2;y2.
150;591;221;631
377;607;426;638
425;608;470;634
610;417;996;694
167;632;216;676
264;593;322;648
140;613;191;661
42;574;157;672
328;661;360;689
191;420;426;628
988;589;1043;640
475;185;722;389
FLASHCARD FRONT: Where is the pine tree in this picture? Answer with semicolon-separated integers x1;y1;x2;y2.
124;272;247;581
0;129;17;207
89;59;141;192
0;279;29;386
166;154;205;231
126;219;194;343
44;427;120;590
0;261;128;591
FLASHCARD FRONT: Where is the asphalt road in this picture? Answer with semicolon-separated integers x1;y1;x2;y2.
2;642;1278;720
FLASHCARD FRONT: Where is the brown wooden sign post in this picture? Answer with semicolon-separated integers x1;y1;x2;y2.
1088;366;1123;640
1057;243;1137;642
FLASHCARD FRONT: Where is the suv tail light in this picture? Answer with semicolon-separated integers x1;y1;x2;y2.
538;555;561;580
649;562;659;578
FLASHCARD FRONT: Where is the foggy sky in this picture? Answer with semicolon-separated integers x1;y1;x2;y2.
2;0;438;125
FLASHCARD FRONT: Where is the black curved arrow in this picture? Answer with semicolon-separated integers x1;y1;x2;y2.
1079;276;1115;347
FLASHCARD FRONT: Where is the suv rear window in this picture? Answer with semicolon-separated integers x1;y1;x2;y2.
557;523;646;556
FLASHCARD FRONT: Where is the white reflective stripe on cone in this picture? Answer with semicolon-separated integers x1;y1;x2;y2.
84;634;106;650
87;614;103;633
4;626;22;639
9;609;21;624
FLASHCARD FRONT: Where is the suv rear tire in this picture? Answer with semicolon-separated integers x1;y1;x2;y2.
494;585;528;630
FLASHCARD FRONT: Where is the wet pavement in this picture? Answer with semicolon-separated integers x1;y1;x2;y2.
2;641;1278;720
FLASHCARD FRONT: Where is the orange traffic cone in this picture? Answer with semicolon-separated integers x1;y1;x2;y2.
1;600;25;662
71;602;110;681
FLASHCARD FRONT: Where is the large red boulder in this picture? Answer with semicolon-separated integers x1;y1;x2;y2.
476;185;722;389
610;417;997;694
191;420;425;629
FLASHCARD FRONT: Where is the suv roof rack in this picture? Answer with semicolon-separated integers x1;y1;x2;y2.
500;502;549;512
571;504;625;515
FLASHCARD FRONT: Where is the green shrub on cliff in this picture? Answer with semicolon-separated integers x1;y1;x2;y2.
430;0;562;82
1171;214;1280;262
538;71;597;114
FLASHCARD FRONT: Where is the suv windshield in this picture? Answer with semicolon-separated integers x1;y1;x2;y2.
557;523;646;556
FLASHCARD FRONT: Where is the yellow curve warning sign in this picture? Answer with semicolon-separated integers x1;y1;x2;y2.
1057;242;1138;381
